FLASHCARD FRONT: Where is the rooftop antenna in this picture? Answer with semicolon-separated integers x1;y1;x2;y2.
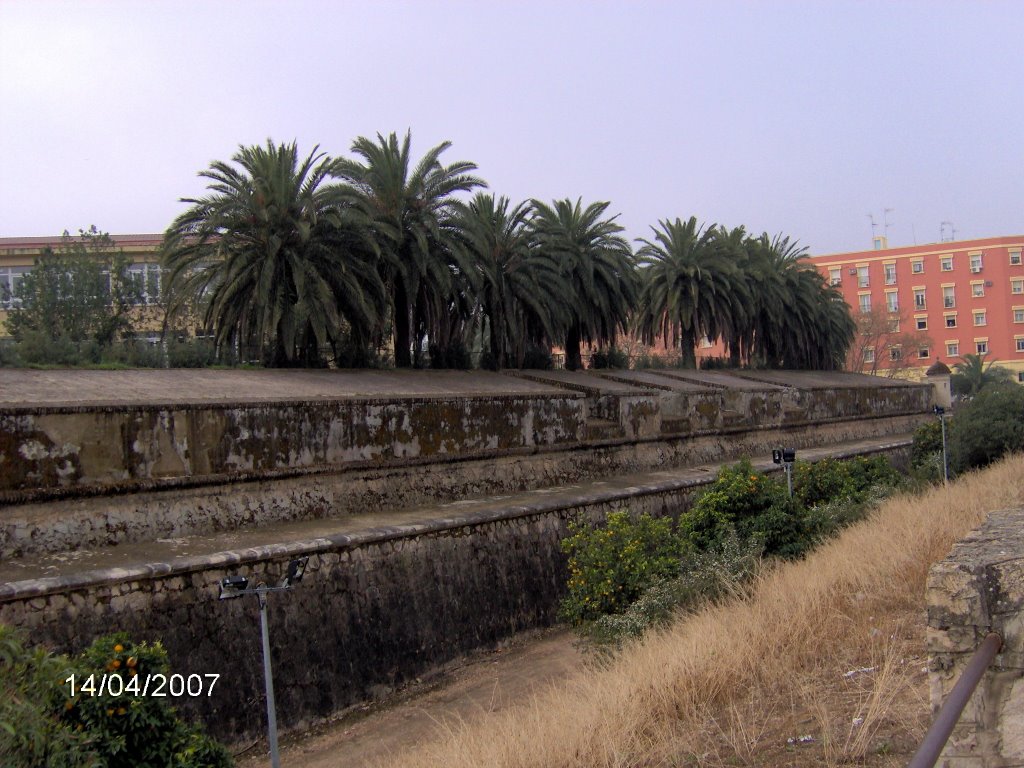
867;213;877;239
883;207;894;240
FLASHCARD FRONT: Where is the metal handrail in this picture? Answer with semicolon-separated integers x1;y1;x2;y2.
907;631;1003;768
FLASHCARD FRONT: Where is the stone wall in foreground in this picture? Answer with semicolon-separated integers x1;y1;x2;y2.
926;507;1024;766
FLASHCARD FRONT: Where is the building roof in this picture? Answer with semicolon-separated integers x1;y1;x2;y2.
925;360;952;376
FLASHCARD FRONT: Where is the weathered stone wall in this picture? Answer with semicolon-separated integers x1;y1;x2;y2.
1;412;926;558
0;393;584;498
0;442;910;744
0;472;707;741
926;507;1024;766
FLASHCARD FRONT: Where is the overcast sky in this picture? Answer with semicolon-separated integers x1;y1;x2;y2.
1;0;1020;254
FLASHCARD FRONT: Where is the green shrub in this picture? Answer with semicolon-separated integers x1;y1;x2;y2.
166;337;218;368
0;340;21;367
65;633;232;768
951;383;1024;473
793;454;901;508
581;530;762;653
679;460;809;556
0;626;99;768
0;627;231;768
521;344;553;370
559;510;684;624
589;347;629;369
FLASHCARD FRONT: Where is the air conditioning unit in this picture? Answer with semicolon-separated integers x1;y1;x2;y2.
984;280;993;287
848;268;858;275
971;266;982;273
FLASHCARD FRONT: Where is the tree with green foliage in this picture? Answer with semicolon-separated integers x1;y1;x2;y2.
635;216;744;369
950;383;1024;472
950;353;1014;397
331;131;486;367
6;227;140;362
162;140;386;367
455;193;566;368
743;233;854;369
529;198;637;370
0;627;230;768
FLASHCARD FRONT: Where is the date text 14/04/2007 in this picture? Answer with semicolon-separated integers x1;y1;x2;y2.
65;673;221;698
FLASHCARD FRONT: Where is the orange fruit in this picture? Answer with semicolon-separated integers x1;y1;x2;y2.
113;644;124;653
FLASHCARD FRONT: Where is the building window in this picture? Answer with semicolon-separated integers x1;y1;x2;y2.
945;314;957;328
1019;372;1024;383
970;254;984;273
1012;279;1023;294
943;286;955;308
915;317;927;331
829;267;841;286
946;342;960;357
914;288;926;309
1011;250;1023;266
940;256;953;271
971;282;985;297
976;340;989;355
974;311;987;326
911;260;924;274
918;347;930;359
1014;309;1024;323
859;294;871;313
889;347;902;361
863;348;875;364
884;263;896;285
127;263;163;306
0;266;31;309
857;266;869;288
886;292;899;312
1017;338;1024;352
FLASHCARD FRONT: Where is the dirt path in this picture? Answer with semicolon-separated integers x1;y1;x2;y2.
235;628;581;768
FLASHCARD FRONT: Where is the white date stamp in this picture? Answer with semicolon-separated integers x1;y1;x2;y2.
65;672;220;698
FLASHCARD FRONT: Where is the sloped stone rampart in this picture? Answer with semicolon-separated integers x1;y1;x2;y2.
927;508;1024;766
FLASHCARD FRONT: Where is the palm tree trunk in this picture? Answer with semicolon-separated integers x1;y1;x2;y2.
566;324;583;370
729;333;742;367
393;280;412;368
680;327;697;369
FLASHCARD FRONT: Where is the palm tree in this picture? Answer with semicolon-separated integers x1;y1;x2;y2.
742;233;853;370
455;194;567;368
710;224;751;366
162;140;385;366
530;199;637;370
331;131;486;367
635;217;744;369
951;353;1014;396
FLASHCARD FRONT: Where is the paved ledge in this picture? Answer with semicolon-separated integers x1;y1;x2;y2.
0;434;911;602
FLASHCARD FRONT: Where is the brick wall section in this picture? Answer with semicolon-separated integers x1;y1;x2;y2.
927;508;1024;766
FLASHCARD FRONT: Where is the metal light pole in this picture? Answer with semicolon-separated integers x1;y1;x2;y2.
257;589;280;768
220;557;309;768
934;405;949;484
772;448;797;497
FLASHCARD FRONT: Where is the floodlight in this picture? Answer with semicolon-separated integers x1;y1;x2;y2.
782;448;796;463
772;449;783;465
285;557;308;586
219;575;249;599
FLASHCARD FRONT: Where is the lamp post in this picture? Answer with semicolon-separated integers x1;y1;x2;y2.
772;448;797;497
219;556;309;768
934;405;949;484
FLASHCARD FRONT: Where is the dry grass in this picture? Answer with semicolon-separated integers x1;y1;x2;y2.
377;456;1024;768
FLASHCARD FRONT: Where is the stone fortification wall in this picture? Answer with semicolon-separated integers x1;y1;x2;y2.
2;412;927;559
0;393;584;498
926;507;1024;766
0;370;930;505
1;442;910;743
